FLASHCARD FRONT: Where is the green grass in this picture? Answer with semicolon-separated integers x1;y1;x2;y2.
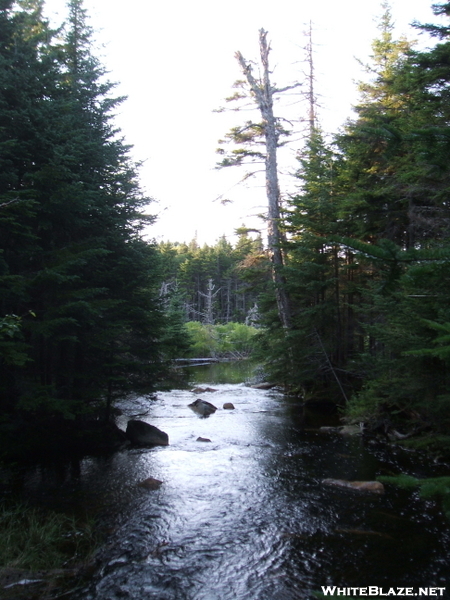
0;501;98;571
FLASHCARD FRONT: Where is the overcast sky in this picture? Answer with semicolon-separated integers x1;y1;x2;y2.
43;0;439;245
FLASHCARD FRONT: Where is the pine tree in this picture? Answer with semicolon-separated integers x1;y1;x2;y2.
0;0;59;410
0;0;164;425
335;3;414;247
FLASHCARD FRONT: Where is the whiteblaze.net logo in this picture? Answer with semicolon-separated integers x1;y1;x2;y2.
321;587;446;597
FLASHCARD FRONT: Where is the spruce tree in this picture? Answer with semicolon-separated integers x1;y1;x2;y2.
0;0;164;426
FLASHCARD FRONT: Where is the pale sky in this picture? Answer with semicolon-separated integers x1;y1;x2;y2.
43;0;439;245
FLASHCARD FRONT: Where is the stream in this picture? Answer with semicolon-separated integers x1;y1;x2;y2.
19;362;450;598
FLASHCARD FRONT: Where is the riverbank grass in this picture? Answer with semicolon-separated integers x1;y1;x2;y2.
0;501;98;571
377;474;450;520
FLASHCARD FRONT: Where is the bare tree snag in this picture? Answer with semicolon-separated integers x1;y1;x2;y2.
235;29;292;329
199;278;220;324
305;21;316;135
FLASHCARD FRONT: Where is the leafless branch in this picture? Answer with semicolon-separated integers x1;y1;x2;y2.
273;82;302;94
0;198;21;209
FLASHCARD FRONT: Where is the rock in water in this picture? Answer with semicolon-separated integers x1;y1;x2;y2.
196;437;212;442
319;425;362;436
126;420;169;446
188;399;218;416
250;382;275;390
138;477;163;490
339;425;362;436
322;479;385;494
223;402;235;410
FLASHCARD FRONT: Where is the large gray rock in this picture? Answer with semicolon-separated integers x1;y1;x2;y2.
126;420;169;446
339;425;362;436
319;425;362;436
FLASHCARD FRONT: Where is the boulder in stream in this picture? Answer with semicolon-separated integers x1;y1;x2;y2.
196;437;212;442
322;478;385;494
223;402;235;410
126;420;169;446
188;399;218;417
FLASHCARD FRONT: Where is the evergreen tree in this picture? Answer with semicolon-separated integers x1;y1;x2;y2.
261;4;450;420
0;0;164;427
335;3;414;247
326;3;450;430
281;130;349;394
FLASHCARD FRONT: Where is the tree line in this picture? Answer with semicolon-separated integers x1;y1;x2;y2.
217;2;450;442
158;232;265;326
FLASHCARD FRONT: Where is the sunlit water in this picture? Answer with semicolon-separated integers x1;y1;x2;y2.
20;363;450;598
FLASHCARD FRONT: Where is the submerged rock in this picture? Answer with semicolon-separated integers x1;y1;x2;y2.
322;478;385;494
250;382;275;390
196;437;212;443
223;402;235;410
138;477;163;490
188;399;218;417
319;425;362;436
126;420;169;446
191;386;218;394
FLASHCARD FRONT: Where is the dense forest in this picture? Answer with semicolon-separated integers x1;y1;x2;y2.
2;0;450;455
158;232;264;326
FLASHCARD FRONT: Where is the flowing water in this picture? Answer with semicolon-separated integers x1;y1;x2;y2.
19;363;450;598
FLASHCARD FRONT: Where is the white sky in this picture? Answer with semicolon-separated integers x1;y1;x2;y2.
43;0;439;245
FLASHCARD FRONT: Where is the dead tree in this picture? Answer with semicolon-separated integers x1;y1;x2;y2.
199;278;220;325
230;29;299;328
305;21;316;135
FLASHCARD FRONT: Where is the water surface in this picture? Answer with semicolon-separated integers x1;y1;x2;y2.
21;363;450;598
